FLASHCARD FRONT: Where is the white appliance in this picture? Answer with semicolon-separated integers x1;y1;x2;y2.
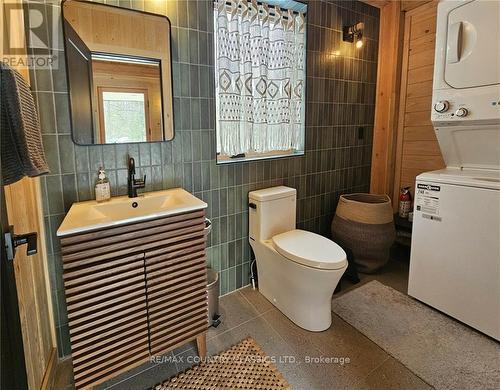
408;0;500;341
248;186;347;331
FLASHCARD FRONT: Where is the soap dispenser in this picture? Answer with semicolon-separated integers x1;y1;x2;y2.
95;167;111;202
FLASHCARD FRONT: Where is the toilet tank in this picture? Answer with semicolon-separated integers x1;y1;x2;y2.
249;186;296;242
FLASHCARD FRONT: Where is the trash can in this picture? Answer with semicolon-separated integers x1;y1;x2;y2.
206;268;220;326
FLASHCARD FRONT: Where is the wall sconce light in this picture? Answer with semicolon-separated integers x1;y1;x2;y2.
343;22;364;48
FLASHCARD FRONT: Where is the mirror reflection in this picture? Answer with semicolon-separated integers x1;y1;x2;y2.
92;55;162;143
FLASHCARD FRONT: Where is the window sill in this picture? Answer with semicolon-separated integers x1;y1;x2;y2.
216;150;304;164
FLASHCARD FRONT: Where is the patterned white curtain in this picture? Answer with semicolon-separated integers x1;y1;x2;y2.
215;0;306;156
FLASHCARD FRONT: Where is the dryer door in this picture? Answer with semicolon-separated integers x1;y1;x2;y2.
445;0;500;89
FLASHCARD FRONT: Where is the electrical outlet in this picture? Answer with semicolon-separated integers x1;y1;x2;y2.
357;126;365;140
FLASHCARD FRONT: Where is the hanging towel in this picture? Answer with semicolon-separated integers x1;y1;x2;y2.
1;62;49;185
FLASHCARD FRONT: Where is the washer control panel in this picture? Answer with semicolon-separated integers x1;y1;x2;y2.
431;89;500;125
432;100;471;121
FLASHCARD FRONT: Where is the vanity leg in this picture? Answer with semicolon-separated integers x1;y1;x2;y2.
196;333;207;358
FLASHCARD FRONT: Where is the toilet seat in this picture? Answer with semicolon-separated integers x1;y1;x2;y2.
272;229;347;270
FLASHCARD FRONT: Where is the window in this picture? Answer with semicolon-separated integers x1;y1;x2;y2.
214;0;307;163
97;88;150;143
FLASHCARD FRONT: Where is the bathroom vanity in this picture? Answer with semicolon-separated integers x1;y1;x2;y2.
57;189;208;389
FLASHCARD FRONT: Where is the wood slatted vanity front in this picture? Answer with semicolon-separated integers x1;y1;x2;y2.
60;210;208;389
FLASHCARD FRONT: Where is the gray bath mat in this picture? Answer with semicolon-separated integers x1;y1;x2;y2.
332;281;500;390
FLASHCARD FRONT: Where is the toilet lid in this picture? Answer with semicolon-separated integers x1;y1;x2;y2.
272;230;347;270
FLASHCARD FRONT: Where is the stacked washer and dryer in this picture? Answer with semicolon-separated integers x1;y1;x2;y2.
408;0;499;340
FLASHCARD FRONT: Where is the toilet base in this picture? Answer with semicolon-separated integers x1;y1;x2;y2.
259;286;333;332
252;240;347;332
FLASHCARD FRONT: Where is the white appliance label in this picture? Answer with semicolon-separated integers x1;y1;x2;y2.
416;184;440;216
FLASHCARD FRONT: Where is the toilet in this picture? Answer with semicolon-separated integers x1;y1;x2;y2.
249;186;348;332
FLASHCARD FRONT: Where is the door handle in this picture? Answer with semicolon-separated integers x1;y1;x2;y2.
4;225;38;261
447;21;462;63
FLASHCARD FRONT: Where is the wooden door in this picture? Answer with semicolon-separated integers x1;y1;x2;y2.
392;1;445;208
2;0;57;388
4;181;56;389
1;104;28;390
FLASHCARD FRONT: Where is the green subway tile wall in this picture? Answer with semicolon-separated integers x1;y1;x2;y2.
25;0;379;357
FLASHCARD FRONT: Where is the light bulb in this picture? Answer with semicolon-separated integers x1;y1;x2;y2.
356;39;363;49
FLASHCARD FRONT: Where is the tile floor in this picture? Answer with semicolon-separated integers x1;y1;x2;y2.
53;252;433;390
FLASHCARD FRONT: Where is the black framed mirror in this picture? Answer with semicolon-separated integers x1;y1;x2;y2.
62;0;174;145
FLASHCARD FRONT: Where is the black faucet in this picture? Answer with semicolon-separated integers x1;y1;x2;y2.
127;157;146;198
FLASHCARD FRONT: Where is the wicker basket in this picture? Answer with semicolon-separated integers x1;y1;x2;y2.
331;194;395;273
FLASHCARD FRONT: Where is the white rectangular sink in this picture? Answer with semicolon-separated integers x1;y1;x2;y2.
57;188;207;237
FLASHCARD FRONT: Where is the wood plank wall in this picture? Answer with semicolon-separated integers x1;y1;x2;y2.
392;1;445;206
369;0;404;196
365;0;444;201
